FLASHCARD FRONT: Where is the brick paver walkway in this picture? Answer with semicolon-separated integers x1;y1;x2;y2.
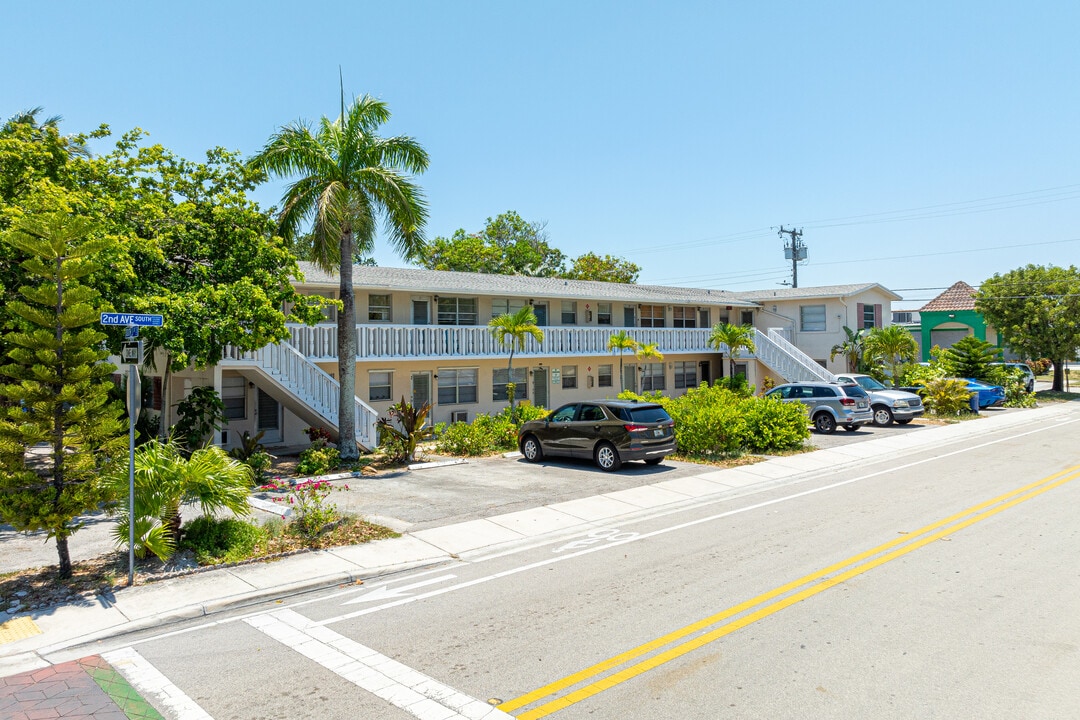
0;655;163;719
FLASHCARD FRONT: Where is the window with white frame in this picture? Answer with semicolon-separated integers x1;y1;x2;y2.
221;376;246;420
437;368;478;404
491;298;526;319
641;363;665;391
672;307;696;328
674;361;697;389
368;294;391;322
893;311;913;324
561;300;577;324
597;302;612;325
492;367;528;401
597;364;613;388
369;370;392;402
437;297;479;326
561;365;578;389
640;305;666;328
800;304;827;332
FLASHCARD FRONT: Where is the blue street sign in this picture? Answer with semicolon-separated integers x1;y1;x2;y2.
100;312;164;327
124;327;140;339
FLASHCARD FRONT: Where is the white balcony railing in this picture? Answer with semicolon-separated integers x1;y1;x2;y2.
286;323;723;360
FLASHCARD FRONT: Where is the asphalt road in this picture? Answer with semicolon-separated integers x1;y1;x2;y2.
60;402;1080;719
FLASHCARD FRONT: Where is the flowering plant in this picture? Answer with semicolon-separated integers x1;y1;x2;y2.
260;479;350;538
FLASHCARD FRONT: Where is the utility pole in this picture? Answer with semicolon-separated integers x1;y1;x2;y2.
778;226;806;288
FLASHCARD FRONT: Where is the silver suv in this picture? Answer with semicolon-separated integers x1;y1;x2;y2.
834;373;924;426
765;382;873;434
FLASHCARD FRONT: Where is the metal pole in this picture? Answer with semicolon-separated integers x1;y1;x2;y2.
128;361;136;586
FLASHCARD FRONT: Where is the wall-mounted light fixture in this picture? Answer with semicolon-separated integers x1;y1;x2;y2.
434;295;439;302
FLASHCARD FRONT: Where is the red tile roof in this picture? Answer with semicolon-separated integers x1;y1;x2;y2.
919;281;976;312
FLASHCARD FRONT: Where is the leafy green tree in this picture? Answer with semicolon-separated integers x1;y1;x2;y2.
864;325;919;386
977;264;1080;391
939;336;1001;380
708;322;757;384
488;306;544;416
0;213;126;579
607;330;638;392
416;211;566;276
249;96;429;460
1;116;328;438
564;252;641;283
107;440;253;562
830;326;866;373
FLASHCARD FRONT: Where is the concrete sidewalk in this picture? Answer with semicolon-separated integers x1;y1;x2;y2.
2;401;1076;678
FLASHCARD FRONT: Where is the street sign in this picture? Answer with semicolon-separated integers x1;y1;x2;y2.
124;327;140;339
121;341;143;364
100;312;163;327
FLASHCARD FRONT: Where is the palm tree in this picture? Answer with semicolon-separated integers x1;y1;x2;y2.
607;330;638;392
635;342;665;393
830;326;865;373
249;96;429;460
864;325;919;386
707;322;756;384
489;306;544;415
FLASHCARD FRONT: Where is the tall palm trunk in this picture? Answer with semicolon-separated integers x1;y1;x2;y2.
337;231;359;460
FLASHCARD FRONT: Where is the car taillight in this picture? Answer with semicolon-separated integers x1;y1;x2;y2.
624;424;649;432
839;397;855;406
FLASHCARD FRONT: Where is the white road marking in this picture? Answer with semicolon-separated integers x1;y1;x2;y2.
315;417;1080;626
342;574;457;604
245;609;511;720
102;646;214;719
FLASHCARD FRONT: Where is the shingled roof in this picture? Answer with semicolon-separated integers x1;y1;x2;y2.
295;263;757;307
919;281;976;312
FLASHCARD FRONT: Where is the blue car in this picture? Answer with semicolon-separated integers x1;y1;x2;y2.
963;378;1006;408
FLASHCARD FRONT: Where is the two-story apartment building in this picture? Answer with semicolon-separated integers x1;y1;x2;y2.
162;264;901;452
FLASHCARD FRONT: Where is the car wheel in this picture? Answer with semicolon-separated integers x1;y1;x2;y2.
843;424;858;432
594;442;622;472
520;435;543;462
872;405;894;426
895;418;913;425
644;457;663;466
813;413;836;434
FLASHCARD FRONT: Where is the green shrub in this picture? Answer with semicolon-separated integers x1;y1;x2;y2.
741;396;810;452
507;404;551;423
1028;358;1051;376
180;516;267;565
921;377;975;416
435;413;518;456
296;440;340;476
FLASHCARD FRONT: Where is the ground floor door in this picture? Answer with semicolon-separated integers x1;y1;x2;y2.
532;367;548;409
623;363;637;393
699;360;711;385
256;388;282;443
411;372;432;409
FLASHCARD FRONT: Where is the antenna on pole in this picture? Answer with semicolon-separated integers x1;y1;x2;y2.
778;226;807;288
339;65;345;121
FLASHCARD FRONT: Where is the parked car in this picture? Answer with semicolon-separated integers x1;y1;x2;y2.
963;378;1006;408
833;373;925;426
764;382;873;434
991;362;1035;393
518;399;676;471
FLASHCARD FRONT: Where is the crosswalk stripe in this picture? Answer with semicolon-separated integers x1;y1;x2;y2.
102;647;214;719
246;609;511;720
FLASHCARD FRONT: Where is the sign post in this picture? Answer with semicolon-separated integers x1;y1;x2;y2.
102;313;161;586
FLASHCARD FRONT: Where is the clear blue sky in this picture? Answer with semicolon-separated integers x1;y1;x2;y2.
8;1;1080;306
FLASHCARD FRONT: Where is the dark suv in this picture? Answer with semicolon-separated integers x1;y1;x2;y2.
518;400;676;471
765;382;873;433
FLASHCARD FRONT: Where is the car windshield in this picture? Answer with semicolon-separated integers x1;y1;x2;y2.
613;405;672;423
853;376;886;391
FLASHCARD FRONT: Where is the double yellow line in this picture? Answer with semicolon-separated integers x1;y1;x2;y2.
500;464;1080;718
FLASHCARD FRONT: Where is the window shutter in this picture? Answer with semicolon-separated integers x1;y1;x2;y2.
856;303;864;328
874;304;882;328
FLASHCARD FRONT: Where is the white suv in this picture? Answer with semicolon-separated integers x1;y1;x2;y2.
834;373;925;426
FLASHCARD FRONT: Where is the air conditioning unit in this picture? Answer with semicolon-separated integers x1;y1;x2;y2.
451;411;468;423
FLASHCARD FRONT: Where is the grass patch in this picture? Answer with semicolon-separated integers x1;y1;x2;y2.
1035;390;1080;402
669;453;770;467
